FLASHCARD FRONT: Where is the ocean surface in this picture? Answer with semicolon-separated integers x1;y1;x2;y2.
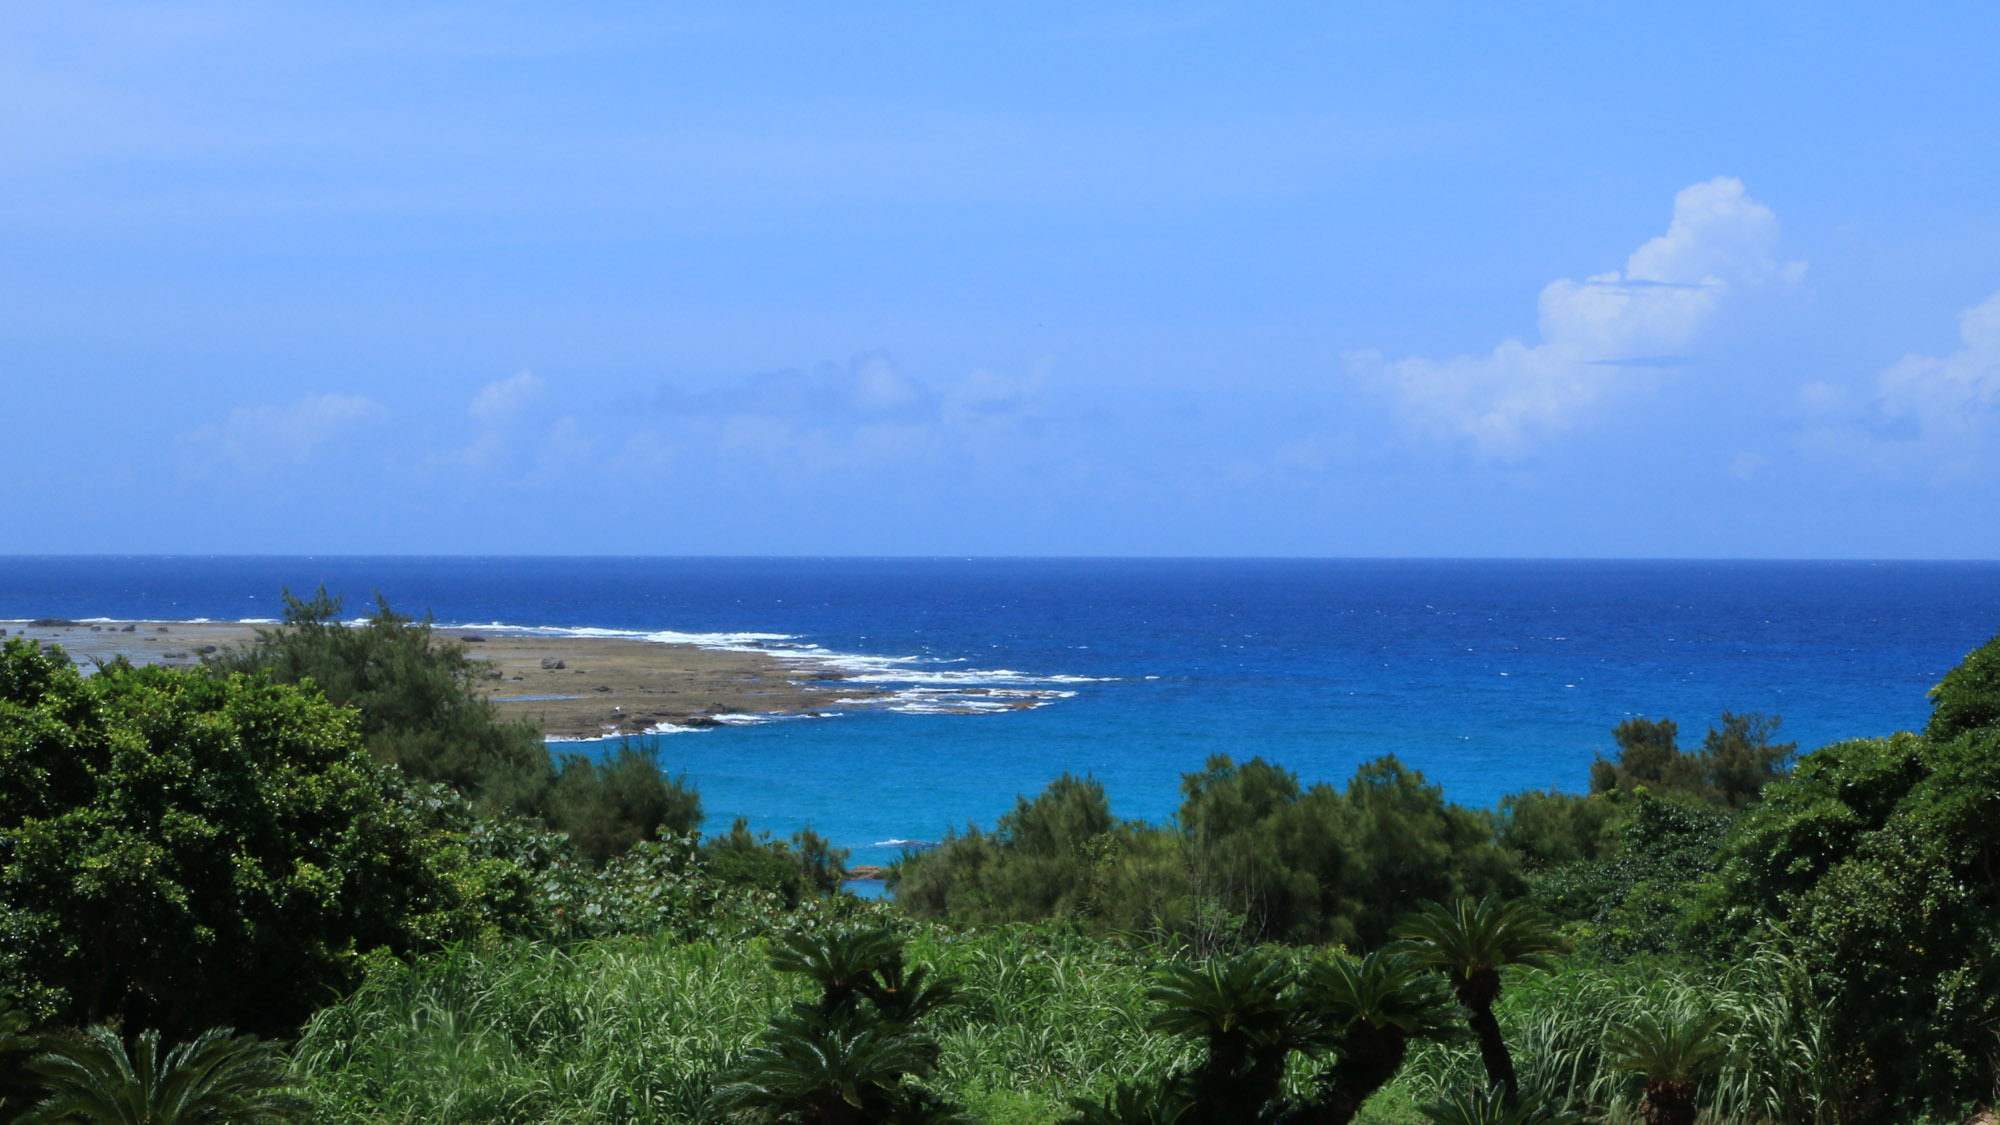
5;557;1998;870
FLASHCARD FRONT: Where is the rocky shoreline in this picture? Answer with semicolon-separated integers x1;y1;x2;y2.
1;618;885;740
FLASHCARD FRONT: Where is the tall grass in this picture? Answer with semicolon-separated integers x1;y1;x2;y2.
294;931;1835;1125
1387;946;1837;1125
293;927;1187;1125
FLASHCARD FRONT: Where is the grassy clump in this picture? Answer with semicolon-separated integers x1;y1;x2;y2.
293;925;1192;1124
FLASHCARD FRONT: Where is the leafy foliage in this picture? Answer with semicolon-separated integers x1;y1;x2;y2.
900;757;1520;951
212;589;699;860
23;1025;311;1125
1393;897;1564;1102
1495;790;1619;871
0;637;524;1036
1588;713;1793;809
1691;628;2000;1122
1527;792;1732;958
1418;1084;1583;1125
294;923;1188;1124
0;994;39;1119
1142;949;1320;1122
1302;950;1464;1125
715;927;968;1124
1603;1009;1734;1125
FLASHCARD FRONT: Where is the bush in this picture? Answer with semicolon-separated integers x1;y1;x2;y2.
214;589;696;863
0;638;526;1036
1587;714;1793;809
898;756;1520;951
1690;628;2000;1122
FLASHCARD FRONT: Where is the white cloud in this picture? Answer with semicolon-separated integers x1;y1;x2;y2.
650;353;935;421
653;354;1050;478
469;370;546;423
185;392;383;467
1831;290;2000;476
1879;291;2000;434
1347;177;1800;458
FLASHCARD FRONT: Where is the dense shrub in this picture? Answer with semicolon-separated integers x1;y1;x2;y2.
213;589;697;861
1587;713;1793;809
1528;793;1732;959
0;638;528;1036
897;756;1519;950
1692;629;2000;1122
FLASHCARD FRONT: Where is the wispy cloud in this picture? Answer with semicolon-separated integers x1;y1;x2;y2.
462;370;595;473
649;353;934;422
645;354;1048;477
1347;177;1803;458
183;392;383;469
1802;290;2000;479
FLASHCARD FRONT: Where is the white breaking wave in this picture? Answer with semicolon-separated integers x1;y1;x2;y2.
434;618;1099;729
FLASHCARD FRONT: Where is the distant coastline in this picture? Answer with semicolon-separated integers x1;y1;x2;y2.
0;617;1060;741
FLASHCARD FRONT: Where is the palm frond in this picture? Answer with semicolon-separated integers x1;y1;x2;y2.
24;1025;312;1125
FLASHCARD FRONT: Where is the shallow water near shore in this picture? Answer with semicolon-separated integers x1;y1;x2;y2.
5;556;1998;870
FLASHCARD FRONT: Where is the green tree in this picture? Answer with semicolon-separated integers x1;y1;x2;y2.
898;757;1518;950
1496;790;1619;871
215;589;697;863
1589;714;1791;807
1590;718;1691;796
1528;791;1732;959
1925;629;2000;741
1700;713;1795;808
1392;897;1564;1104
23;1025;312;1125
1692;628;2000;1121
211;588;551;817
0;638;523;1036
548;742;701;865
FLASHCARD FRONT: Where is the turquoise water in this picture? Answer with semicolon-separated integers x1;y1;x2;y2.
5;556;1997;868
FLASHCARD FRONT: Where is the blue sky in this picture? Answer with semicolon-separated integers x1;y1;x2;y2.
5;3;1998;556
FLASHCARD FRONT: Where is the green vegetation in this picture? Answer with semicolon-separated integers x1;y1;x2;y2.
895;755;1519;950
23;1025;311;1125
2;593;1997;1124
0;636;527;1036
1392;897;1564;1103
717;928;967;1124
211;588;702;864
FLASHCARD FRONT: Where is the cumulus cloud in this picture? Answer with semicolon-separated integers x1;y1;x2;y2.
1810;290;2000;477
185;393;384;468
1347;177;1801;458
1879;291;2000;437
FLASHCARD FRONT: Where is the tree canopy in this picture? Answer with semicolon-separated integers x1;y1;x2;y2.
0;638;524;1036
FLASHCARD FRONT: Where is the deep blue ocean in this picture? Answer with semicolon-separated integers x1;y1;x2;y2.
5;557;1998;870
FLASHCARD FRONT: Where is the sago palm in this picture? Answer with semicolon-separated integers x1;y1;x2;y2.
716;926;967;1125
769;928;906;1013
714;1011;945;1125
1299;949;1464;1125
1602;1009;1735;1125
1145;948;1319;1122
23;1025;312;1125
1392;896;1564;1104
